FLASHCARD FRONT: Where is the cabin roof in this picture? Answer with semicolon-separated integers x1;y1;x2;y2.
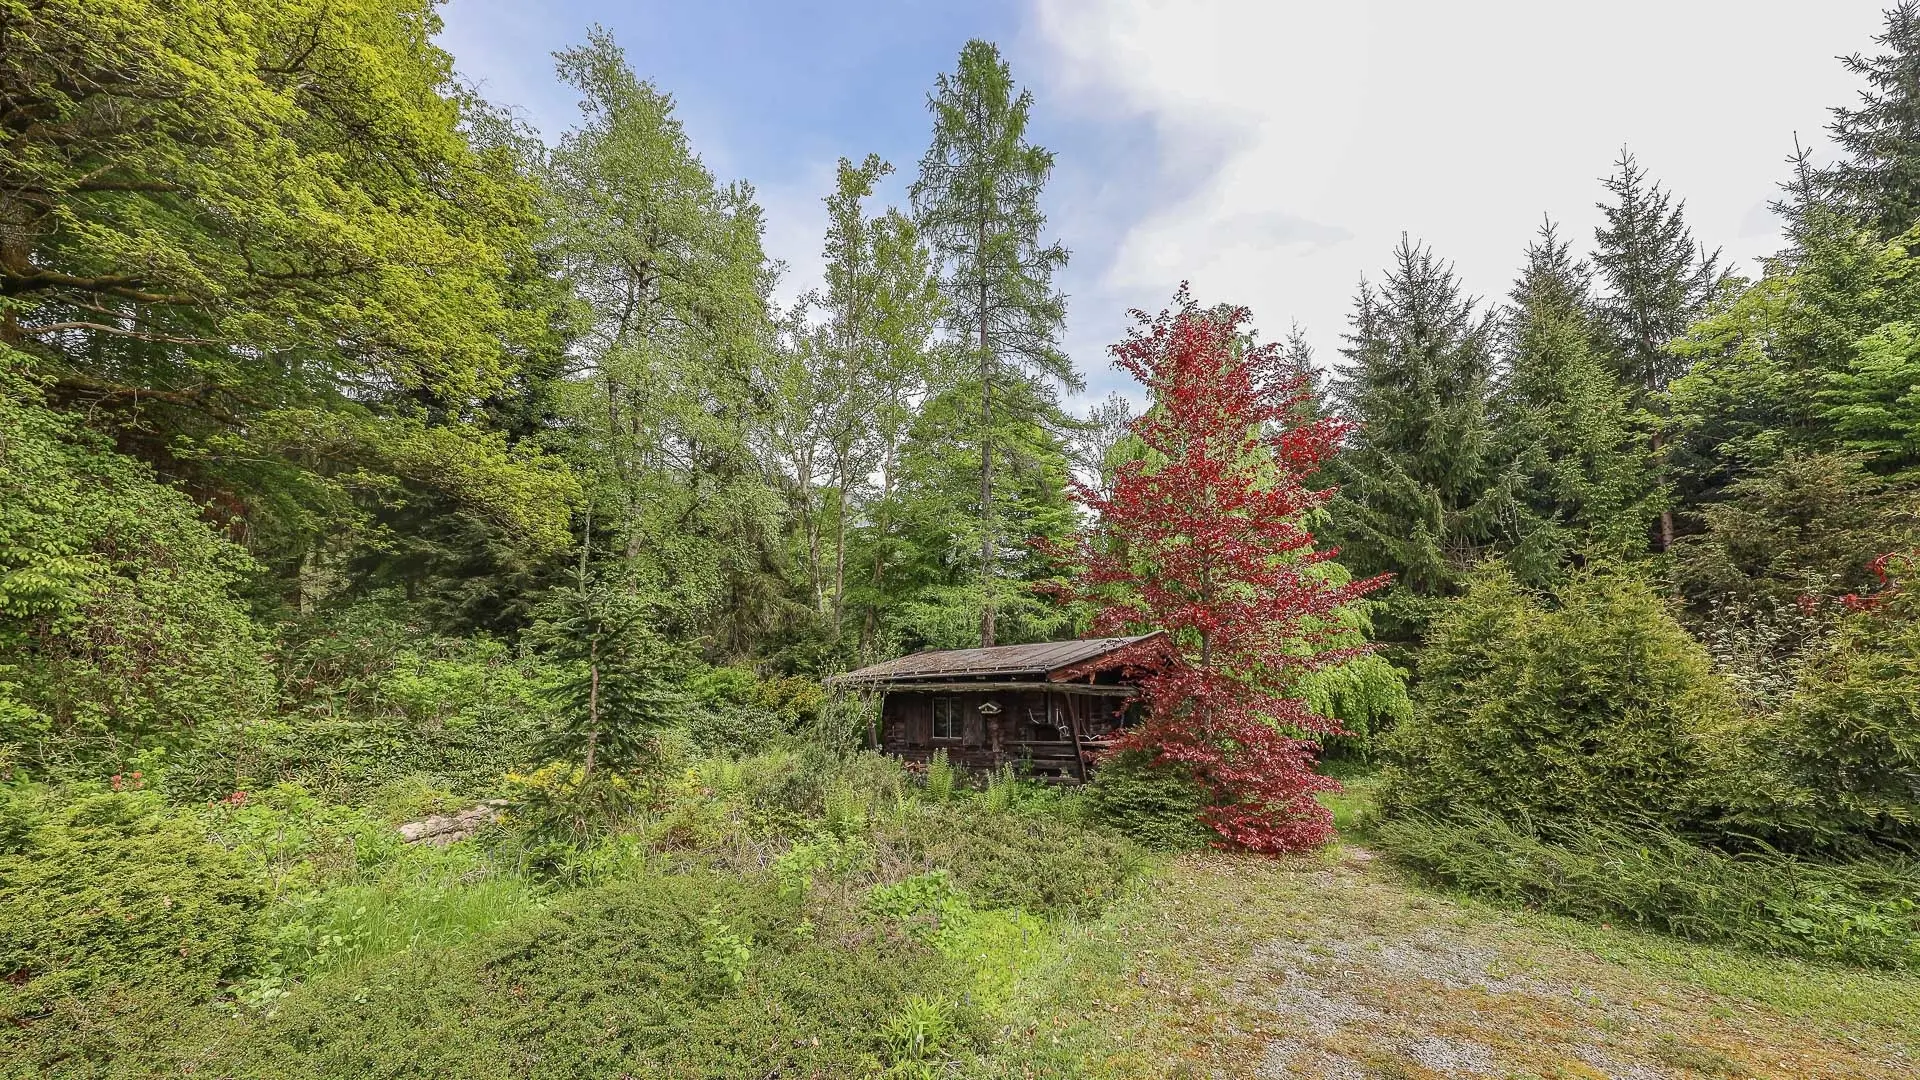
830;631;1167;686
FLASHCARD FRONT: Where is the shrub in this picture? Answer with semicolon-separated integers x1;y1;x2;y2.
1766;551;1920;852
880;805;1145;920
1381;563;1739;827
683;667;824;756
1084;750;1213;851
1373;811;1920;969
0;368;273;775
0;787;266;1020
1673;453;1917;620
113;870;974;1080
167;618;555;804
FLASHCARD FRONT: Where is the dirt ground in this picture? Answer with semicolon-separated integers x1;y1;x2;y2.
981;849;1920;1080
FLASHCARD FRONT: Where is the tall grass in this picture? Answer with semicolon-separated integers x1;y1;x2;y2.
271;854;544;976
1372;811;1920;969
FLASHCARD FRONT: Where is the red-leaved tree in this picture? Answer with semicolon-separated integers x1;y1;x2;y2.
1052;288;1388;853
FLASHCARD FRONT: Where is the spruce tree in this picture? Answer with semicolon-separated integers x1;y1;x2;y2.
910;39;1078;647
1591;151;1723;550
1820;1;1920;238
1325;236;1515;644
1592;151;1724;399
1494;220;1658;581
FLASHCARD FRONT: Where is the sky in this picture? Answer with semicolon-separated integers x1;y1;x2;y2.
440;0;1891;404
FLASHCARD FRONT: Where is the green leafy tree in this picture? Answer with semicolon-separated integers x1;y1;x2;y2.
0;364;273;773
541;28;785;654
1666;181;1920;497
910;39;1078;646
767;155;948;655
1494;220;1658;581
882;381;1079;650
0;0;571;573
1325;236;1517;644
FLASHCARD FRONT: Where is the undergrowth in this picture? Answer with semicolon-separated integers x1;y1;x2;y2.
1372;811;1920;969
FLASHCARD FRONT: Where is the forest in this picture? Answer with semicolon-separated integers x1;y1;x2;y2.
2;1;1919;1077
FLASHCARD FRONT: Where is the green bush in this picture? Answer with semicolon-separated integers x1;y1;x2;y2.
881;804;1145;920
0;368;273;774
1373;811;1920;969
0;787;266;1020
1767;553;1920;852
683;667;825;757
97;870;974;1080
1381;563;1739;827
169;624;554;804
1085;750;1213;851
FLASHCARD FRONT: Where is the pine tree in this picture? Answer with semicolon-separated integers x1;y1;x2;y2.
1820;1;1920;238
910;39;1078;647
1325;236;1514;642
1495;220;1658;581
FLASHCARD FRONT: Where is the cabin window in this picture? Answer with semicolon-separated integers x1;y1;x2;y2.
1020;693;1056;740
931;696;963;741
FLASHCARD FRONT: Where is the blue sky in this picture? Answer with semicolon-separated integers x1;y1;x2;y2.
440;0;1890;405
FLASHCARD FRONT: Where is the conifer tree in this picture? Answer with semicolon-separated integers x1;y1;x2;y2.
1495;220;1658;581
1591;151;1723;550
1325;237;1514;643
1592;151;1724;399
910;39;1078;647
1820;1;1920;238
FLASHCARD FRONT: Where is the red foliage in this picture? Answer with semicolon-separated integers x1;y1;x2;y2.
1843;549;1916;611
1048;288;1387;853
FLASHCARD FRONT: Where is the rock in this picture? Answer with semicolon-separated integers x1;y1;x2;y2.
398;800;507;846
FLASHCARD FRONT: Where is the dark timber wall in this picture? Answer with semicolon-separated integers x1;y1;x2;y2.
877;688;1129;779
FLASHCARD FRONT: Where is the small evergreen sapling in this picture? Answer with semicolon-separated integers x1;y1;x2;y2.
522;547;692;841
1051;289;1387;854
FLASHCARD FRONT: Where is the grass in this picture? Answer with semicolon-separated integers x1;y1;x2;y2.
17;754;1919;1079
1369;809;1920;968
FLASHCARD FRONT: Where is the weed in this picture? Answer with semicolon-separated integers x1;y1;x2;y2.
1649;1034;1746;1076
698;913;752;988
881;994;959;1077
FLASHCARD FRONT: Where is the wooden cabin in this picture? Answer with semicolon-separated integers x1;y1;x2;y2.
831;633;1170;781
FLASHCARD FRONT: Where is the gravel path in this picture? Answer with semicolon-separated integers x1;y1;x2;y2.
982;847;1920;1079
1226;851;1914;1080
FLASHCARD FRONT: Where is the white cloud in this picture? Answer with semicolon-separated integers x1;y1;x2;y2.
754;160;839;314
1030;0;1887;376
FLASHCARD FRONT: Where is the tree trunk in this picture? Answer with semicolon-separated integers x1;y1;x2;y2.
978;220;996;648
582;645;601;785
832;462;848;637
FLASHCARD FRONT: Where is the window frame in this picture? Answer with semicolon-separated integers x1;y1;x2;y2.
930;696;963;742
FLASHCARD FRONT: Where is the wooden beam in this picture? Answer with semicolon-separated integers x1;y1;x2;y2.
1063;693;1088;782
848;681;1138;696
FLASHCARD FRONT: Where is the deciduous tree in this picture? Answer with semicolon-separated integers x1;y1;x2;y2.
910;40;1077;647
1052;289;1385;853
